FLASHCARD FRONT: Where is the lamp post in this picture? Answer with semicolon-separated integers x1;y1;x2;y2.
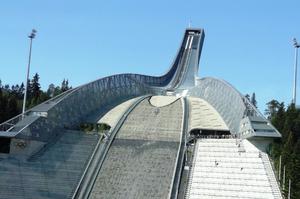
22;29;37;117
292;38;300;105
288;179;291;199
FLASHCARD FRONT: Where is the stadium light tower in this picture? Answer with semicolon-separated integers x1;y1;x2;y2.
292;38;300;105
22;29;37;117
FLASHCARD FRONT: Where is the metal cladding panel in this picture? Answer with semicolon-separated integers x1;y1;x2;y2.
189;77;246;135
252;123;274;131
189;77;281;139
16;74;156;142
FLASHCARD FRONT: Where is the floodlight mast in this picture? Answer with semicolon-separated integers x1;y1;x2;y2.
292;38;300;105
22;29;37;118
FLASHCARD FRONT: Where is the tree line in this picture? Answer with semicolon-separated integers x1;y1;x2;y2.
0;73;71;123
244;93;299;198
265;100;300;198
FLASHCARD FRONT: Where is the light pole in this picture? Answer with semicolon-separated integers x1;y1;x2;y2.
22;29;37;117
288;179;291;199
292;38;300;105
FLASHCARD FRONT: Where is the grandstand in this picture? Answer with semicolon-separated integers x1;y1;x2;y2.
0;28;283;199
185;139;281;199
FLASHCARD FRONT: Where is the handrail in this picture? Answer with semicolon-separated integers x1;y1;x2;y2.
184;137;198;199
0;113;24;131
169;97;188;198
0;73;156;135
0;88;76;132
16;116;40;134
261;153;283;199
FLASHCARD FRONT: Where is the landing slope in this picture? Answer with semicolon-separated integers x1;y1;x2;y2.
90;97;183;199
0;130;99;199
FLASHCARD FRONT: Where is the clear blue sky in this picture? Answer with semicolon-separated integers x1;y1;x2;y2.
1;0;299;112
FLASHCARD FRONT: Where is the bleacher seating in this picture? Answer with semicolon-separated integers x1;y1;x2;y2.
186;138;282;199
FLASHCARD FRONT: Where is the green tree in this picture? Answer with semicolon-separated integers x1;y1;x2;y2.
265;100;280;120
251;92;257;108
281;132;295;196
293;114;300;141
283;104;298;142
61;79;71;93
245;94;250;101
266;100;300;198
290;140;300;199
0;88;7;123
28;73;42;107
61;79;69;92
0;75;71;123
18;83;24;99
272;102;285;133
31;73;41;99
6;97;19;119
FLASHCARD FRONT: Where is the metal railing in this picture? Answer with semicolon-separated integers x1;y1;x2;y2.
0;88;76;133
261;153;283;199
0;113;25;132
184;138;198;199
169;97;187;199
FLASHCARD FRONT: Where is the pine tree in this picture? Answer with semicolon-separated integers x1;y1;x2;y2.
251;92;257;108
265;100;280;120
6;97;19;119
283;104;298;142
0;88;5;123
26;78;32;100
266;100;300;197
281;132;295;195
61;79;70;92
291;140;300;198
0;76;71;123
54;86;62;96
272;102;286;133
4;84;9;91
0;90;8;123
293;114;300;141
269;103;284;163
245;94;250;101
31;73;41;99
29;73;41;107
